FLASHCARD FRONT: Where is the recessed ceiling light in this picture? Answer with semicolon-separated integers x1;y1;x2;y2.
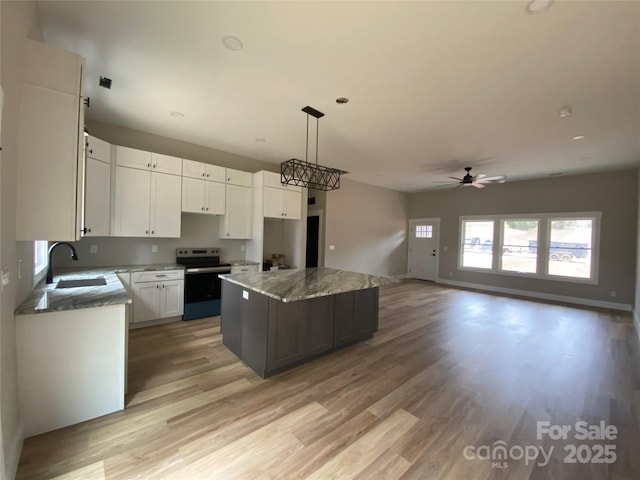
572;135;585;140
336;97;349;104
525;0;554;14
255;138;267;143
222;35;243;51
558;106;572;118
170;111;185;118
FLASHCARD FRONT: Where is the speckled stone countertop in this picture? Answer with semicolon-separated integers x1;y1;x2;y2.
114;263;184;273
15;268;132;315
220;267;395;303
226;260;260;266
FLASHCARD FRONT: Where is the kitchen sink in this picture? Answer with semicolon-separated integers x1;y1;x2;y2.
56;277;107;289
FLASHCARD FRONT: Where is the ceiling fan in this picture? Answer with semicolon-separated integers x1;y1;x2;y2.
438;167;507;189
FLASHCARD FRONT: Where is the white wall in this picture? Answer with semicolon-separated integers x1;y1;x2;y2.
1;1;43;476
324;179;408;276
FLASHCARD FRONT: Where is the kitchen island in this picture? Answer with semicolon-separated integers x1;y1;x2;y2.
220;268;393;378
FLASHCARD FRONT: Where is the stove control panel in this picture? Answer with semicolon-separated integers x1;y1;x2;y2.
176;248;221;258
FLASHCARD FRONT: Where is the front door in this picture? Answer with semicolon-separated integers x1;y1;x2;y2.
407;219;439;281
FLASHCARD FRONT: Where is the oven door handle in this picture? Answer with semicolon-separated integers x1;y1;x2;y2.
185;266;231;274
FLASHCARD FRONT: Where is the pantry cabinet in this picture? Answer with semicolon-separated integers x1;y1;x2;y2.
16;39;86;241
220;183;252;239
83;135;111;237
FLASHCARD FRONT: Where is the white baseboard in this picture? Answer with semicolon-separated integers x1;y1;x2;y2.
6;422;24;480
436;278;632;312
392;273;408;280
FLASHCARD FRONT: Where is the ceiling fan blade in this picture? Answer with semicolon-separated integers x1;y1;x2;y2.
471;182;486;189
432;180;456;184
474;173;487;180
476;175;507;183
447;176;463;181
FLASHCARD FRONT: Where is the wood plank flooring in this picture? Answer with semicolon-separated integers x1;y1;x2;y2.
16;280;640;479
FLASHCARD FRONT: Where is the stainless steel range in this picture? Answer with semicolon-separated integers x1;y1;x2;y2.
176;248;231;320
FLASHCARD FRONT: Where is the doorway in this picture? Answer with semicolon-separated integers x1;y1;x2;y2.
407;218;440;281
306;211;323;268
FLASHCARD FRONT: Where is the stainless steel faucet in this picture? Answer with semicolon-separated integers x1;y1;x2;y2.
46;242;79;284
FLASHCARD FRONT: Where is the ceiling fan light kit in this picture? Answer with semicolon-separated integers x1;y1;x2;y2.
445;166;507;189
281;106;343;191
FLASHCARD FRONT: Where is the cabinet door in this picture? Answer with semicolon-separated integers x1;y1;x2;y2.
267;300;306;371
115;146;151;170
113;166;151;237
132;282;160;323
355;288;379;337
223;184;252;239
333;291;356;347
226;168;252;187
151;153;182;175
306;296;334;356
159;280;184;318
86;135;111;163
84;157;111;236
182;159;206;179
205;164;226;183
150;172;181;238
205;181;226;215
282;189;302;220
263;186;284;218
263;171;301;192
182;177;206;213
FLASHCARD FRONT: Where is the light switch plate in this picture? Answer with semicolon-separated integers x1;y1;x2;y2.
151;245;158;254
329;245;335;251
242;290;249;300
1;268;10;291
90;245;98;254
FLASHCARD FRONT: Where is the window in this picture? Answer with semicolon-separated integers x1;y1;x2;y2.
500;219;539;274
34;241;48;275
548;218;593;279
415;225;433;238
459;213;600;284
461;220;494;269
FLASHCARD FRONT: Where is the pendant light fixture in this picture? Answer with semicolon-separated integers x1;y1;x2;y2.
281;106;343;191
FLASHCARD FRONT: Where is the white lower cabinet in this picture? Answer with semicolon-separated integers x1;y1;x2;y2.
114;166;181;237
131;270;184;323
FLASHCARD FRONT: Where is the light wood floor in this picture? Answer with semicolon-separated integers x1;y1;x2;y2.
17;280;640;479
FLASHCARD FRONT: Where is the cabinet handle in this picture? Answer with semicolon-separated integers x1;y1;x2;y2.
147;163;151;168
201;207;205;211
206;174;210;177
151;230;155;234
227;233;230;237
145;230;149;235
162;284;165;288
152;164;157;168
206;207;209;211
89;149;93;154
202;173;206;177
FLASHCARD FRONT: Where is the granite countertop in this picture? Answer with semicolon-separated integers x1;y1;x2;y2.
226;260;260;266
220;267;395;303
114;263;184;273
15;268;132;315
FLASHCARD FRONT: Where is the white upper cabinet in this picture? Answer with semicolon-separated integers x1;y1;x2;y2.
151;153;182;175
115;147;181;175
115;146;151;170
86;135;110;163
16;39;85;241
84;135;112;237
226;168;253;187
113;167;181;238
182;177;226;215
220;184;252;239
182;159;225;182
261;172;302;220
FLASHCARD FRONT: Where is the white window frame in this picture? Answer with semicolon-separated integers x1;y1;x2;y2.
459;212;601;285
33;240;49;279
458;218;496;271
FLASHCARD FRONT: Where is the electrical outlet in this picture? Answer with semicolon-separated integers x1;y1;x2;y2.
329;245;335;251
449;271;453;277
90;245;98;254
18;259;22;279
151;245;158;254
240;244;245;252
610;290;616;298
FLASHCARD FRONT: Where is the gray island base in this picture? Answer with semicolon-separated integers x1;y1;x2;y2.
220;268;393;378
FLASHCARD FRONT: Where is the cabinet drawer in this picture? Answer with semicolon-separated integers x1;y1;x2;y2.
230;264;259;274
131;270;184;283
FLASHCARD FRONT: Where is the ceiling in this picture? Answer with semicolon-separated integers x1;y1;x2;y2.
37;1;640;192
